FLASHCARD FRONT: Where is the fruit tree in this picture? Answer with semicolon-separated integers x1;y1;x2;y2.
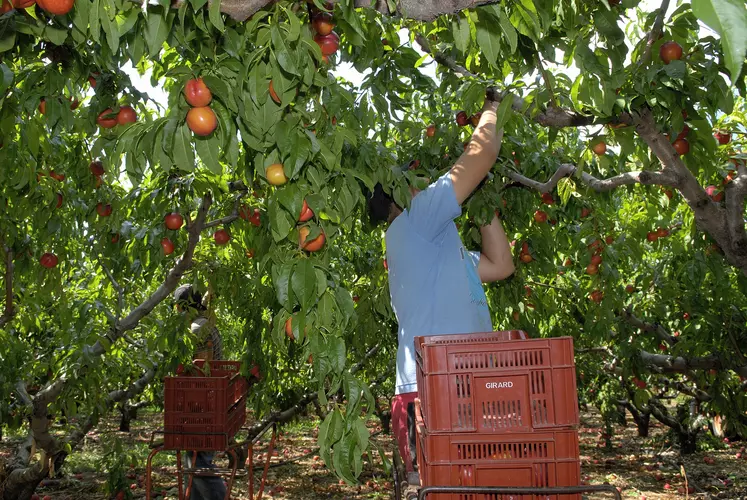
1;0;747;498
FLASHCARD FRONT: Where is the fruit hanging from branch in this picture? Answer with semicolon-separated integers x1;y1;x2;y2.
672;138;690;155
186;106;217;136
425;124;436;138
38;0;74;15
89;160;104;177
164;212;184;230
184;78;212;107
591;141;607;155
160;237;175;255
714;130;731;145
96;203;112;217
455;111;469;127
269;80;281;104
659;41;683;64
39;252;58;268
117;106;137;125
314;31;339;56
299;226;325;252
312;12;335;36
299;200;314;222
97;109;118;129
214;229;230;245
265;163;287;186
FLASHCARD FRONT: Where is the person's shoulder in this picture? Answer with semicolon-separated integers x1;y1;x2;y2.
190;316;209;333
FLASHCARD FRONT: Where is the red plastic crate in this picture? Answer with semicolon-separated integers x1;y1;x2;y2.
415;401;580;500
164;360;249;451
415;332;578;434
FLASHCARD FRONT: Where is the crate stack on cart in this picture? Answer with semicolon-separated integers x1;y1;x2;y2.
164;360;249;451
414;331;581;500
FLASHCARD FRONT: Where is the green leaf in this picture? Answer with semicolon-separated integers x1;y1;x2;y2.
172;123;194;171
0;32;14;53
0;64;13;95
45;27;68;45
452;14;470;54
145;9;169;58
89;0;100;43
291;259;317;311
72;0;91;33
272;262;293;311
208;0;225;32
271;25;299;75
268;198;293;242
282;5;301;41
498;8;517;53
495;94;514;129
693;0;747;79
475;21;501;67
195;135;222;175
557;177;576;205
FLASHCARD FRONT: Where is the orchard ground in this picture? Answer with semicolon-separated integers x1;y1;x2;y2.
2;406;745;500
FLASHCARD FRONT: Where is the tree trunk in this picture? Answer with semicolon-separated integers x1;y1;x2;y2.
677;430;699;454
2;480;43;500
634;411;651;437
118;403;139;432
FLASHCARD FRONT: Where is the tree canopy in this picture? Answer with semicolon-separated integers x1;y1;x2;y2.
1;0;747;497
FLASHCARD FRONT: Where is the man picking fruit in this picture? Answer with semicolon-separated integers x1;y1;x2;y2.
366;90;514;476
173;284;226;500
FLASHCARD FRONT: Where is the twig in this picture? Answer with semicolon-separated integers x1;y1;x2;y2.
638;0;671;68
204;189;248;229
500;164;576;193
536;54;558;106
100;261;125;323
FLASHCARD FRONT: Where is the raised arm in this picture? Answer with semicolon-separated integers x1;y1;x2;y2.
449;97;503;205
477;212;515;282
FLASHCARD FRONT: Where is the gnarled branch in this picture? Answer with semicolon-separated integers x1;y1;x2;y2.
0;242;14;328
621;307;678;346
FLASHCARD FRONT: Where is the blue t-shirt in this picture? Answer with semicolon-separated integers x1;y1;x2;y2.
386;172;492;395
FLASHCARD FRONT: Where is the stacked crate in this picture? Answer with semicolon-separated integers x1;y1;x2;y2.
164;360;249;451
414;331;581;500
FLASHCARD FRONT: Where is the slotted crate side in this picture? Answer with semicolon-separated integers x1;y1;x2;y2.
164;397;246;451
419;368;578;434
415;331;529;375
420;429;579;465
418;462;581;500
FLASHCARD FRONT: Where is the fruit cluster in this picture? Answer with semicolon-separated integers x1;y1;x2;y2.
455;110;481;127
1;0;73;15
184;78;217;136
646;226;670;242
310;4;339;63
97;106;137;129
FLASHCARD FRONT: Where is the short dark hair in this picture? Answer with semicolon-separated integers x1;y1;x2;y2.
173;284;205;311
368;183;394;226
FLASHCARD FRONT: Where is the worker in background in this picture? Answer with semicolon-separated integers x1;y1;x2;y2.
173;284;226;500
367;90;514;476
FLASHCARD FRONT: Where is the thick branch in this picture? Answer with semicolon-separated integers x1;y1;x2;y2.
208;0;500;24
88;193;212;357
580;169;677;191
0;242;14;328
621;308;677;345
501;164;575;193
65;365;158;451
648;397;682;431
502;163;676;194
638;0;671;68
725;172;747;257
